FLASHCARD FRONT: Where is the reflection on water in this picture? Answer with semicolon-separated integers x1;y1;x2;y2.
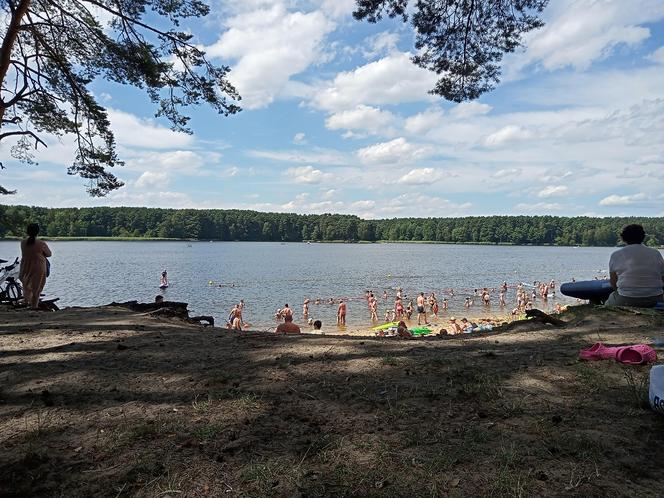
0;241;623;330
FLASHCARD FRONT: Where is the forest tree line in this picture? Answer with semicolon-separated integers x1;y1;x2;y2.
1;205;663;247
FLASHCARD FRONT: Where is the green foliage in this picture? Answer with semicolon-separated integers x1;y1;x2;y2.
353;0;548;102
0;0;240;196
1;205;663;246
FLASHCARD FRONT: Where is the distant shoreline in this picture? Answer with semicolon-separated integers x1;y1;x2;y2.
0;236;632;247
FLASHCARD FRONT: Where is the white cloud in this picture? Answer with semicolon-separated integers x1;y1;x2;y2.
492;168;522;179
357;138;433;165
318;0;356;19
485;125;533;146
285;165;334;184
104;190;197;208
321;188;337;199
538;185;569;198
405;108;445;135
450;102;492;119
507;0;664;74
648;46;664;65
514;202;565;212
398;168;442;185
248;148;349;165
206;4;335;109
293;132;307;145
599;192;649;206
311;52;438;111
108;109;193;149
121;150;212;175
363;31;400;59
222;166;240;177
135;171;170;189
325;105;396;136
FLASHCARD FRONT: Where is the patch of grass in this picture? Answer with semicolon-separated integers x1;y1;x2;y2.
192;394;212;413
486;443;533;497
489;466;532;498
381;355;401;366
622;367;650;409
458;372;504;400
193;424;221;441
22;407;54;445
574;363;610;394
497;395;527;418
240;457;304;497
127;422;160;440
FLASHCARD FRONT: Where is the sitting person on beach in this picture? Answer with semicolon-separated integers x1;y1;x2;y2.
275;314;301;334
607;224;664;307
155;295;164;303
313;319;322;331
396;320;412;338
448;317;462;334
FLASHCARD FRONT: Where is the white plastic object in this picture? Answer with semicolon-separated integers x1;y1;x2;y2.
650;365;664;415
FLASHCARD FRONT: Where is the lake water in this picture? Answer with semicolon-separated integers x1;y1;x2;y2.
0;241;629;330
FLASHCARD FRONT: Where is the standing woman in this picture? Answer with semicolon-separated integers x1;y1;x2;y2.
19;223;52;309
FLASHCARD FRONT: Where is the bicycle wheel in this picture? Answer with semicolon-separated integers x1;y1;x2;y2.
7;282;22;304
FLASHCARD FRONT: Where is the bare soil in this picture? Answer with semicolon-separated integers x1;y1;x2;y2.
1;304;663;497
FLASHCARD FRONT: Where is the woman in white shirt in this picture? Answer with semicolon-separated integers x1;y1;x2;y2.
606;224;664;307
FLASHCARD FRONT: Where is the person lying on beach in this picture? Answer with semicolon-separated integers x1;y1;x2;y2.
275;314;301;334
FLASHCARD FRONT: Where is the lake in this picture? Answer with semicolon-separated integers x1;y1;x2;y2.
0;241;629;330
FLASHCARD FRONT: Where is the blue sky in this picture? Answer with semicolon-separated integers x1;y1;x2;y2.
2;0;664;218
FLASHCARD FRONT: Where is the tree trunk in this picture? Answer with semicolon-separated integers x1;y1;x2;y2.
0;0;32;125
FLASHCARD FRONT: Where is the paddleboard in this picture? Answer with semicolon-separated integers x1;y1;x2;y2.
372;321;398;330
560;280;664;305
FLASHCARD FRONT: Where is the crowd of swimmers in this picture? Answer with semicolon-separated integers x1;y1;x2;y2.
230;278;565;336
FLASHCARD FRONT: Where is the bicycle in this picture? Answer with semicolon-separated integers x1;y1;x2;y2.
0;257;23;305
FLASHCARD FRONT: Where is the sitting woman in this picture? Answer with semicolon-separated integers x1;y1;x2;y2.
448;317;462;334
396;320;412;338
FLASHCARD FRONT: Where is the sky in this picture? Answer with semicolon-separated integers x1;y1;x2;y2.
2;0;664;218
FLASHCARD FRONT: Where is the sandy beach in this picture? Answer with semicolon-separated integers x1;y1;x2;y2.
1;303;664;496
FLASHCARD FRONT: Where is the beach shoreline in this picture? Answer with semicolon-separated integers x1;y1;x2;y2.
1;303;663;496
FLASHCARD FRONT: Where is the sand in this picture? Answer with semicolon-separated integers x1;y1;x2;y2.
1;303;664;497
